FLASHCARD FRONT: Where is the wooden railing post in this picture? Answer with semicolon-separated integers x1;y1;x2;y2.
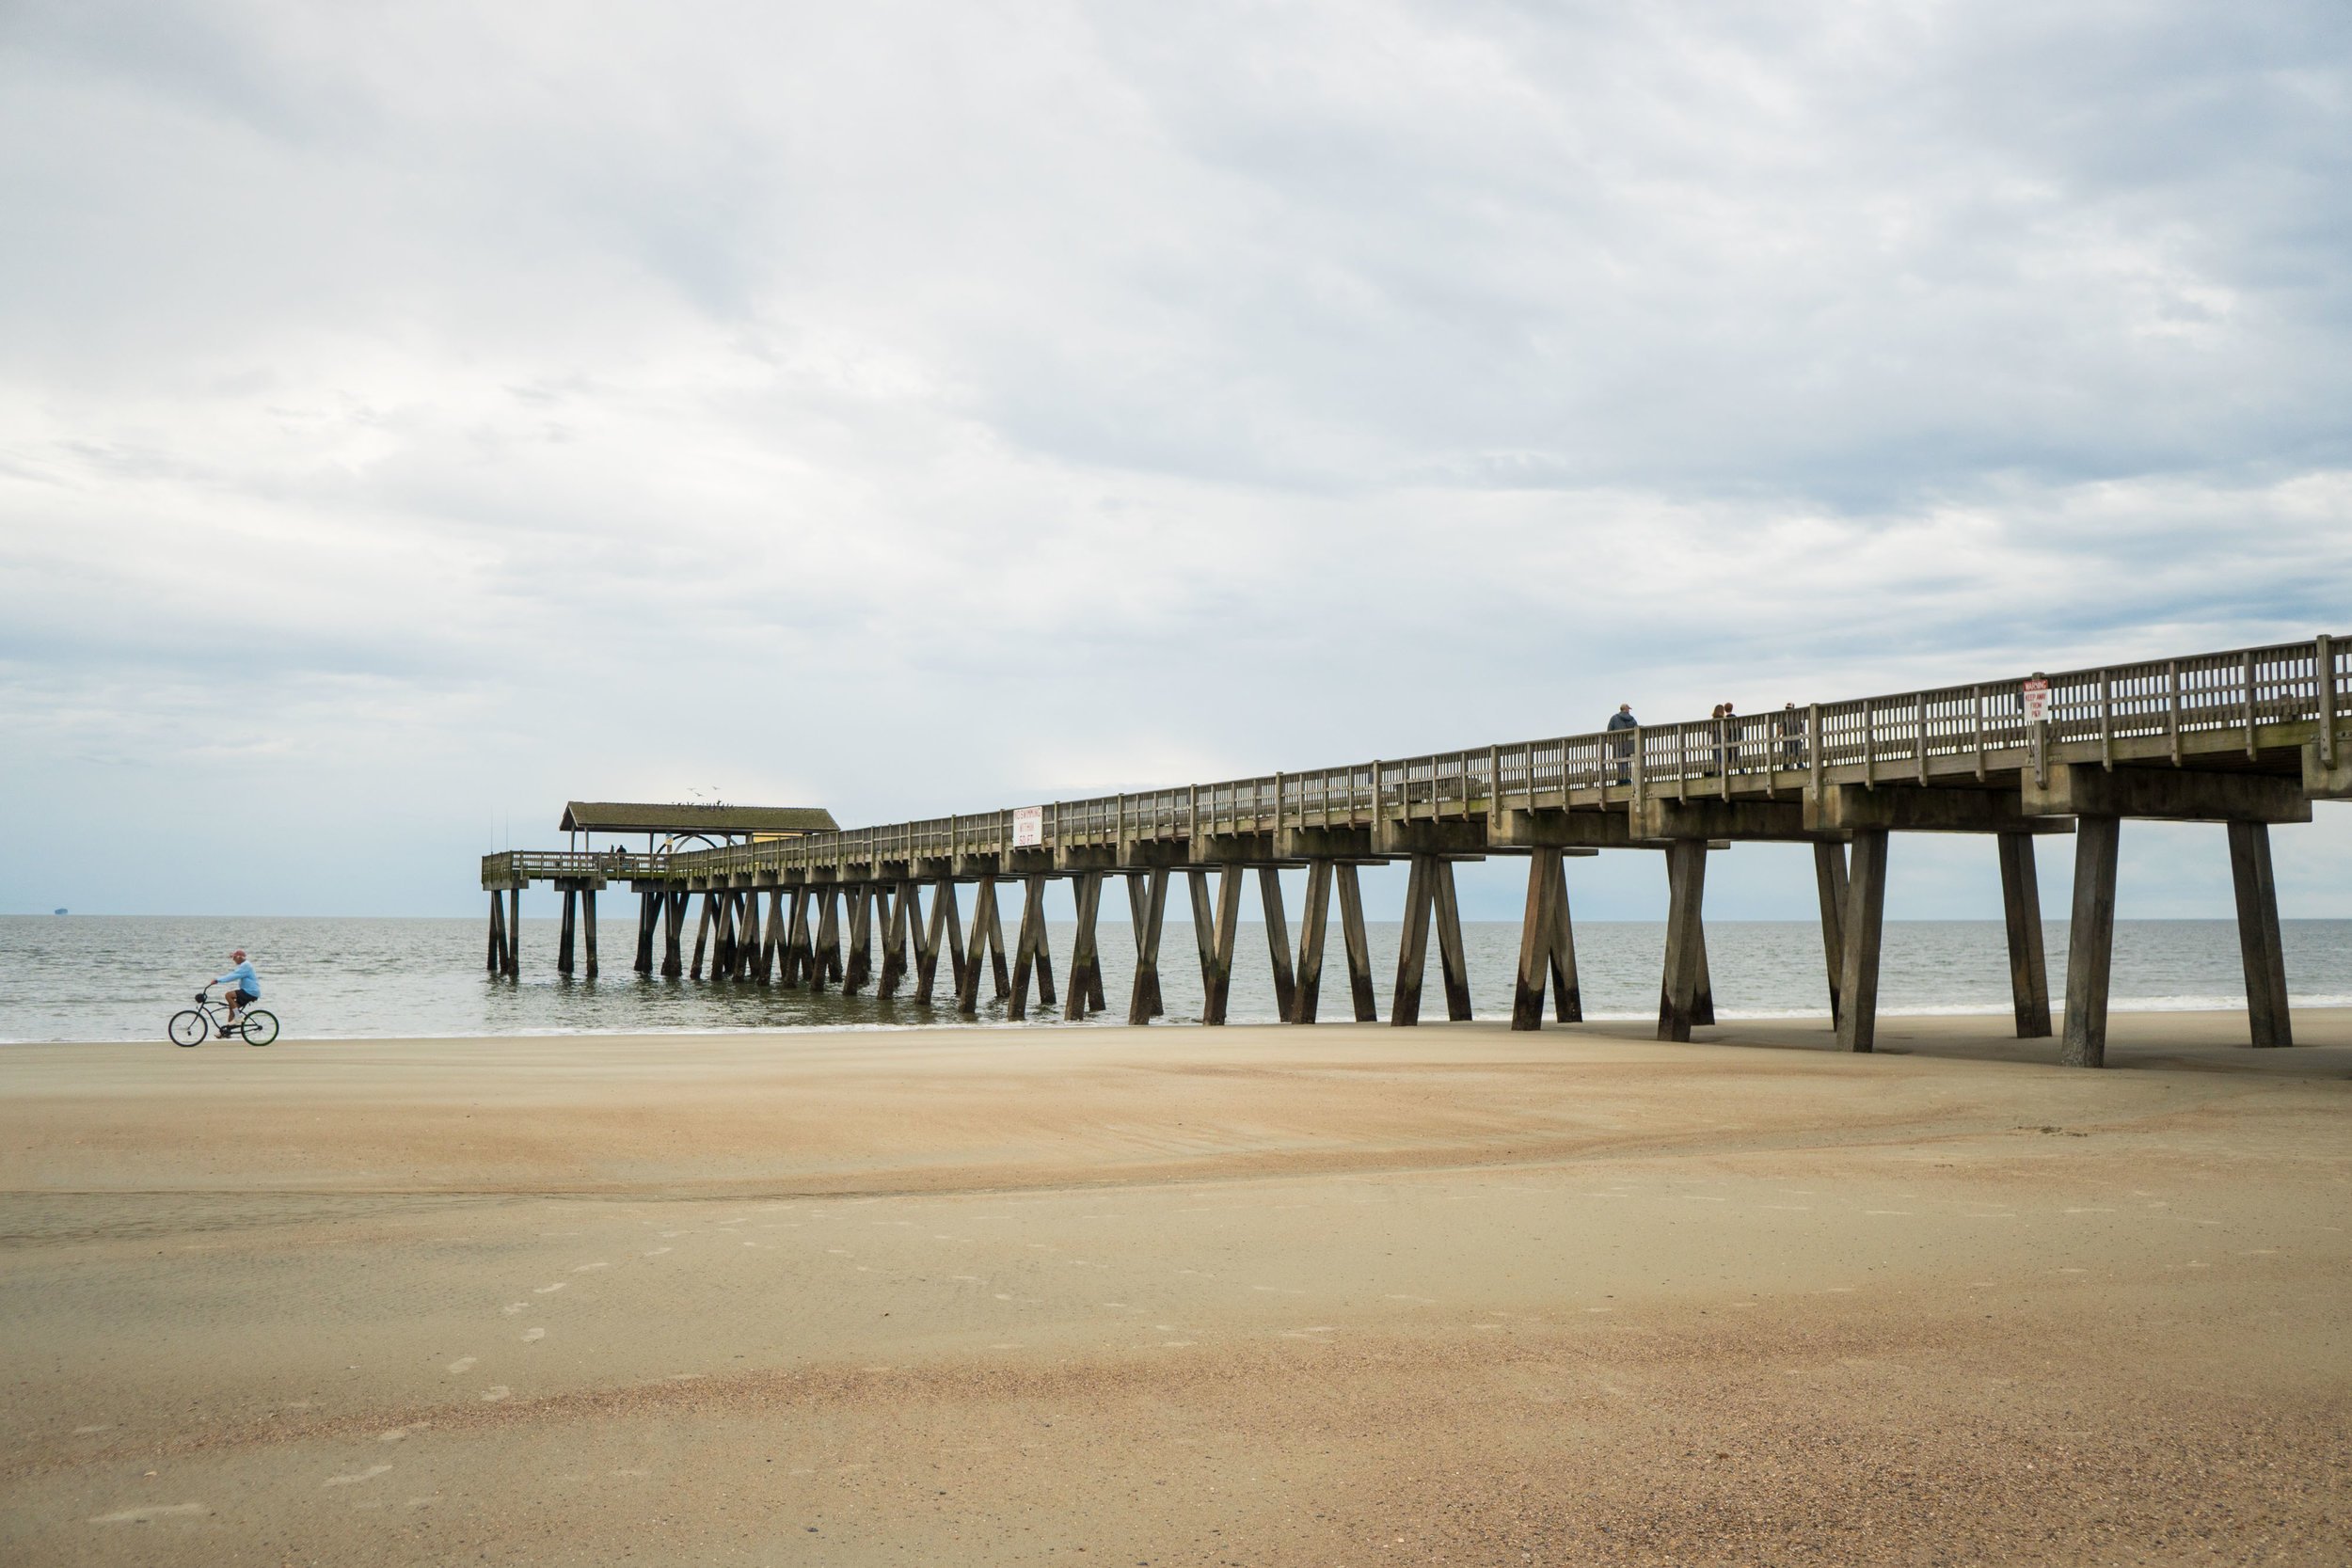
2320;634;2338;767
2244;650;2258;758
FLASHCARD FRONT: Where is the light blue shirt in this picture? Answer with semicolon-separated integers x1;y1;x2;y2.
215;960;260;997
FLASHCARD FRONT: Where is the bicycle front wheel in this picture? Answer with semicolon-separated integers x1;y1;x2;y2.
240;1011;279;1046
168;1010;207;1047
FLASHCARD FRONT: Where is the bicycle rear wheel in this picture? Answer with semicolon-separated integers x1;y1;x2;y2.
240;1010;279;1046
168;1010;207;1047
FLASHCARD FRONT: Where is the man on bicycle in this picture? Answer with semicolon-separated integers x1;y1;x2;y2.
214;950;261;1027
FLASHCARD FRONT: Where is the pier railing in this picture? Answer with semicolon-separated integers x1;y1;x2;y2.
484;633;2344;888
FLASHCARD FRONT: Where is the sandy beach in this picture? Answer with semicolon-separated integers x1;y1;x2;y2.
5;1009;2351;1565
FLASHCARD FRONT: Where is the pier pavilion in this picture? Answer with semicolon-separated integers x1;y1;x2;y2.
489;801;835;980
483;634;2350;1068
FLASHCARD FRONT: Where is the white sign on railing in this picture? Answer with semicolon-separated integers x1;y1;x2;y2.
2021;677;2051;723
1012;806;1044;848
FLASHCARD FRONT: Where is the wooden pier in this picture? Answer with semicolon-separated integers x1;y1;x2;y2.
483;634;2351;1067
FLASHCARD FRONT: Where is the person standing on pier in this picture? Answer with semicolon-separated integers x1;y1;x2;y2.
1779;701;1805;767
214;950;261;1028
1608;703;1639;783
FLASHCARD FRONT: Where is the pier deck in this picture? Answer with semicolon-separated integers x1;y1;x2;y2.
482;634;2350;1066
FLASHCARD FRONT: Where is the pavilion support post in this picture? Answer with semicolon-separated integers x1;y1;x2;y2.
505;887;521;978
690;893;714;980
582;888;598;980
2060;816;2122;1068
844;886;874;995
1812;841;1848;1026
1064;872;1105;1022
1260;867;1297;1021
1125;871;1167;1019
486;892;505;975
634;892;657;976
1337;863;1377;1022
2228;820;2294;1049
558;887;577;976
1836;829;1892;1053
1290;861;1332;1024
1128;867;1169;1025
1513;848;1563;1030
660;893;685;978
1391;854;1437;1027
1996;832;2052;1037
1432;859;1473;1022
1657;841;1709;1041
1547;851;1581;1022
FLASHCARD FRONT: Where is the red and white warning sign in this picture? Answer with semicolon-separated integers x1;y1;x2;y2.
2021;677;2051;723
1012;805;1044;847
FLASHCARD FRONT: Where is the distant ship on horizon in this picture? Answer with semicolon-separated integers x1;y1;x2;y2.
52;908;67;916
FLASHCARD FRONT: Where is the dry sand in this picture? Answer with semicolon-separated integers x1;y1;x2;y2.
5;1009;2351;1565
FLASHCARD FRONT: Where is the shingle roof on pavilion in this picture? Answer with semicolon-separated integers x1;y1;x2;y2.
557;802;838;836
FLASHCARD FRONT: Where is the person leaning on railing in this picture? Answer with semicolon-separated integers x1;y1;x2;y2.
1608;704;1638;784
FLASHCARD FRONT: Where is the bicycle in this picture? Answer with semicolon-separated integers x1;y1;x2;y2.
168;988;279;1047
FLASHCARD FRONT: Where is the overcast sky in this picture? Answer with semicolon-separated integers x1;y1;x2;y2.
3;0;2348;923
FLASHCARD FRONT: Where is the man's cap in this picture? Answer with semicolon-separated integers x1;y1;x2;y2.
230;949;246;959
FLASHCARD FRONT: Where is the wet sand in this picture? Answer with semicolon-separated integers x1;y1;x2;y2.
5;1009;2351;1565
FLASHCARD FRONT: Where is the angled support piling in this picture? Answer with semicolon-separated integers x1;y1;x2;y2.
690;893;714;980
558;887;577;976
844;886;874;995
2060;816;2122;1067
1505;846;1562;1029
1127;870;1168;1022
1290;861;1332;1024
1996;832;2052;1037
1812;841;1848;1026
1191;868;1243;1024
812;888;841;991
1657;841;1709;1041
1064;872;1105;1021
1391;854;1436;1026
1260;867;1296;1021
880;882;913;997
1836;829;1891;1053
2229;820;2293;1049
1009;874;1052;1020
660;892;685;978
1432;859;1473;1022
1337;863;1377;1022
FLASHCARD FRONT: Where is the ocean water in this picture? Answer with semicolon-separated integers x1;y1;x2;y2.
1;915;2347;1043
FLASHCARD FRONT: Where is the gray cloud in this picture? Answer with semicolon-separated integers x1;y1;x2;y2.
0;0;2346;917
